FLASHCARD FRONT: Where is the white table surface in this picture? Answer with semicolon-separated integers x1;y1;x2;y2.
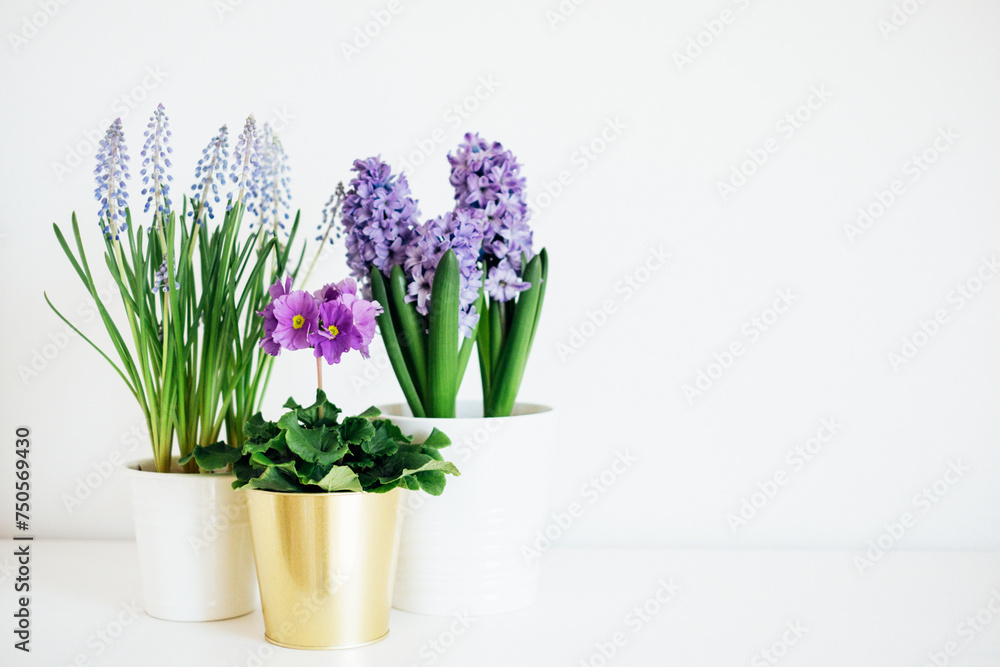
2;540;1000;666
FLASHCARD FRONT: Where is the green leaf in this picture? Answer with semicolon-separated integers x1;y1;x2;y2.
389;264;428;395
356;405;381;419
315;465;363;492
421;427;451;448
279;412;348;465
340;415;376;445
247;466;304;492
363;420;403;457
487;253;544;417
400;459;461;478
427;251;460;417
244;412;280;442
181;442;242;471
414;470;447;496
370;267;426;417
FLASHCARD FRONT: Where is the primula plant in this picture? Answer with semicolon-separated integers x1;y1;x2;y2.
46;105;311;473
336;134;547;418
183;277;459;494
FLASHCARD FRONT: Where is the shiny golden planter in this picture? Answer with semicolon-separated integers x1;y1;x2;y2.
245;488;401;649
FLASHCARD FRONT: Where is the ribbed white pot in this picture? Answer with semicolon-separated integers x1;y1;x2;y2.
125;458;257;622
381;401;556;616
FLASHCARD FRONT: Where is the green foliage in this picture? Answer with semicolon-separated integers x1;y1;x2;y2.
47;197;303;473
480;249;548;417
187;390;459;494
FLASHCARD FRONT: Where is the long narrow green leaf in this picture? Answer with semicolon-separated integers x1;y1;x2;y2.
388;264;428;395
486;253;543;417
426;251;459;417
370;268;425;417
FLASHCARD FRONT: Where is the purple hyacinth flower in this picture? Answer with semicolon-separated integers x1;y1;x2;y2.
139;104;173;222
485;260;530;302
190;125;229;223
407;267;434;315
271;290;319;351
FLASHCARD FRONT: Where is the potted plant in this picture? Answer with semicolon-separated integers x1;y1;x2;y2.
186;277;458;649
334;135;554;615
44;107;317;621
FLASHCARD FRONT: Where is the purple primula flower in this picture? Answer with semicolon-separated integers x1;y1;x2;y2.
310;300;362;365
485;260;530;302
258;276;293;356
140;104;173;222
190;125;229;223
341;157;419;289
271;290;319;351
94;118;131;240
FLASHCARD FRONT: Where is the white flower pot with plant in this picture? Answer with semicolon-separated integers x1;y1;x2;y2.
335;136;554;615
46;109;331;621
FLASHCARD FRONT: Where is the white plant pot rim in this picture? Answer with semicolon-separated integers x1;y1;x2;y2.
379;401;553;421
124;456;236;478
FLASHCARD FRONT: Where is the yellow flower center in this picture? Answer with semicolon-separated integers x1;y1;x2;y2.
327;324;340;338
292;314;305;330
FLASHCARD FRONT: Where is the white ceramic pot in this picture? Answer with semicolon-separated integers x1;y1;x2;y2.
382;401;555;616
125;458;257;621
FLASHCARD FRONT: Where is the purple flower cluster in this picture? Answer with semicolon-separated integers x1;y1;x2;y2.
152;255;178;293
257;123;293;236
341;157;419;284
190;125;229;223
404;210;484;337
447;133;534;293
228;115;263;215
258;276;382;365
94;118;131;240
139;104;173;221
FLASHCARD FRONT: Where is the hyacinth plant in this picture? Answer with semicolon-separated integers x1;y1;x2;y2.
45;106;315;473
336;134;546;418
182;276;459;495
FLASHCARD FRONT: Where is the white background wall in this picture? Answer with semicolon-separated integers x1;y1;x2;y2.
1;0;997;550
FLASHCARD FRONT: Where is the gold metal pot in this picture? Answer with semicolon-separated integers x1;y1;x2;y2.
245;487;401;649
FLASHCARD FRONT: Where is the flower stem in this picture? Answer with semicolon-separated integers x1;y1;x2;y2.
316;355;324;421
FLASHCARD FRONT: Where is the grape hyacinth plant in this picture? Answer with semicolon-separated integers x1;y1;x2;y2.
183;276;459;496
335;135;547;418
46;106;307;473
